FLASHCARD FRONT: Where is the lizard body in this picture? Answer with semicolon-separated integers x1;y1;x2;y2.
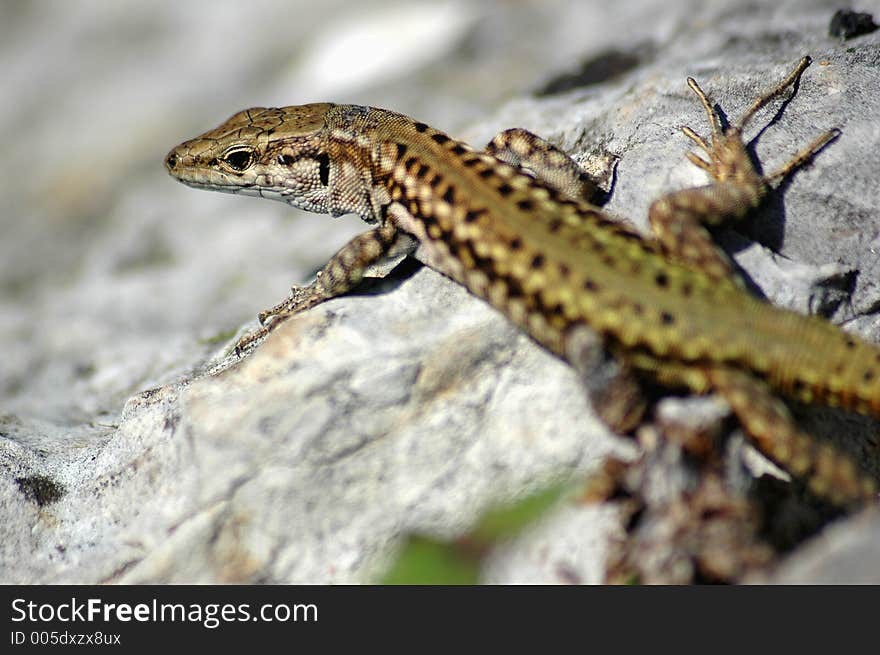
165;58;878;506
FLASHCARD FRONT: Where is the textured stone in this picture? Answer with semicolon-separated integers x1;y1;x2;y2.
753;509;880;584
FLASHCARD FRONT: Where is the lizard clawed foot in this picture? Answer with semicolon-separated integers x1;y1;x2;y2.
233;283;328;356
763;127;840;185
233;324;272;356
681;56;837;187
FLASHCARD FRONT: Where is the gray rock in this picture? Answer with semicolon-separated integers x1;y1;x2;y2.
482;503;626;585
2;0;879;583
752;509;880;584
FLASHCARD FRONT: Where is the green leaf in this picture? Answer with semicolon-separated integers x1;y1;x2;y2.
382;537;480;585
470;483;567;542
198;328;238;346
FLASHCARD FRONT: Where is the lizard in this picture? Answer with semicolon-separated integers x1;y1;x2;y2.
165;56;879;508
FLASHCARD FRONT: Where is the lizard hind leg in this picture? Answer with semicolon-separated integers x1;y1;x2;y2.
648;57;837;281
706;366;877;508
565;325;647;433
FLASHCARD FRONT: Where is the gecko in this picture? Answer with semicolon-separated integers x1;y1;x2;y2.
165;57;878;508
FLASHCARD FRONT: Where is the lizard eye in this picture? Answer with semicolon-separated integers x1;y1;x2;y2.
222;147;255;171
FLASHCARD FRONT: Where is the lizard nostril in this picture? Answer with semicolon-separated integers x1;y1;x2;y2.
166;154;178;170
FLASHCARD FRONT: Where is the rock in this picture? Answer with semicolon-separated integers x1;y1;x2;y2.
752;508;880;584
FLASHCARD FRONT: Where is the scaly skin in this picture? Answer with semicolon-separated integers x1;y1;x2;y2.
165;58;878;506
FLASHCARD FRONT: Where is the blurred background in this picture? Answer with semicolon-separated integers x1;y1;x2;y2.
0;0;690;424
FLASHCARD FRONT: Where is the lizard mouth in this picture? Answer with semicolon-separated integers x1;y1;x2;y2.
164;146;283;200
173;174;289;203
168;171;241;194
177;178;238;192
164;149;237;192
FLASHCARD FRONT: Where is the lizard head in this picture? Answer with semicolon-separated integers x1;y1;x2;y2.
165;103;373;217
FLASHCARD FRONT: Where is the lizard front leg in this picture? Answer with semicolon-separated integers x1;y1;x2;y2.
235;221;416;354
486;129;649;429
485;128;603;203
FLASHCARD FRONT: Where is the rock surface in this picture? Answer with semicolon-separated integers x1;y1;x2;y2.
2;0;879;583
755;508;880;584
